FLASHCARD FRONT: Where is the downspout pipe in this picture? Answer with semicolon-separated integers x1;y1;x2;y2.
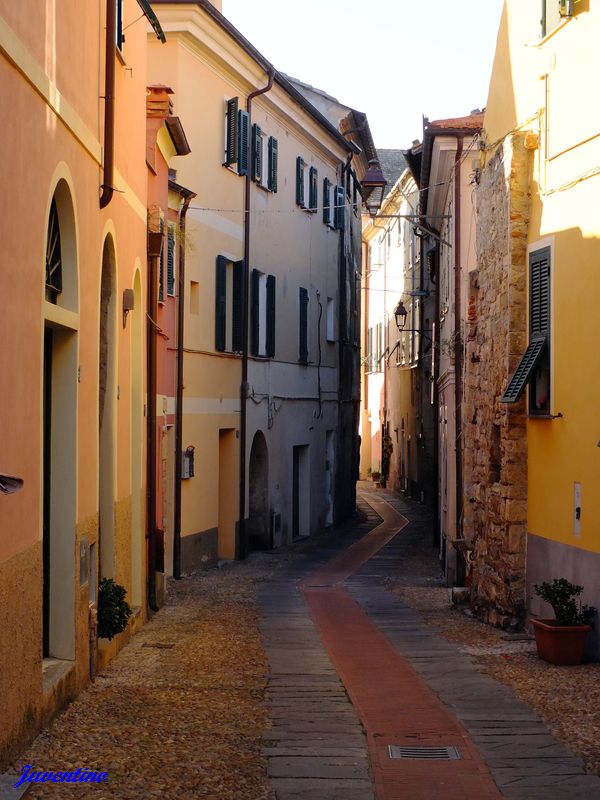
100;0;116;209
146;240;160;612
238;68;275;560
173;190;196;580
454;135;465;570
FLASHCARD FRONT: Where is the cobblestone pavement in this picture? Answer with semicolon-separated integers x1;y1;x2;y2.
8;564;276;800
7;486;600;799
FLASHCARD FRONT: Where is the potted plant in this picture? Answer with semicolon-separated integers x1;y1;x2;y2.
98;577;132;641
371;471;381;483
532;578;596;665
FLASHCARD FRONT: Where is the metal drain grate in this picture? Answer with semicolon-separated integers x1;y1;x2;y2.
388;745;461;760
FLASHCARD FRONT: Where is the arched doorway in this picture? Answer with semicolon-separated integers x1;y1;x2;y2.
248;431;269;550
42;178;78;660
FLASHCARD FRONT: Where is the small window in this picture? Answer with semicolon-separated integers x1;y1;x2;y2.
541;0;569;37
296;157;307;207
367;324;383;373
251;269;276;358
224;98;239;167
334;185;344;230
299;287;309;363
308;167;318;213
116;0;124;50
326;298;335;342
323;178;332;226
190;280;199;315
251;123;263;184
215;255;244;353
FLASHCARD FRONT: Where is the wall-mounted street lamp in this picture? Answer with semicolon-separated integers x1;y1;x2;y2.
361;159;387;217
394;300;408;330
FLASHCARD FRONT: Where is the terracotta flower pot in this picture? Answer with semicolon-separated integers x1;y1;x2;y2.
531;618;591;665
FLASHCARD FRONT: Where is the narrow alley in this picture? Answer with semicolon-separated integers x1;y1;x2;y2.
7;489;600;799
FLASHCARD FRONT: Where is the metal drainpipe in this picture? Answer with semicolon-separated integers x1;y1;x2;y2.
99;0;116;209
173;190;196;580
238;68;275;560
147;244;159;612
454;135;465;570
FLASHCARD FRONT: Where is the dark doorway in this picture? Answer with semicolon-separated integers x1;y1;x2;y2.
99;237;116;579
248;431;269;550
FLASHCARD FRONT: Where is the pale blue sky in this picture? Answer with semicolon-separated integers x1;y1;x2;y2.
222;0;505;149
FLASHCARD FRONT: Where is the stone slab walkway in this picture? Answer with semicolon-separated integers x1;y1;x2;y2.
260;489;600;799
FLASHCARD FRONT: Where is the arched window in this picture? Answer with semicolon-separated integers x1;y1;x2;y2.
45;199;62;303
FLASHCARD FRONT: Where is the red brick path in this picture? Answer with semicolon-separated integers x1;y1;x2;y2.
300;495;502;800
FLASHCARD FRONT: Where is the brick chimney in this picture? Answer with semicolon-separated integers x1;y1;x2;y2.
147;85;174;119
146;85;175;172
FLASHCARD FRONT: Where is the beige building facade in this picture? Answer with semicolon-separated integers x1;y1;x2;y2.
148;0;367;564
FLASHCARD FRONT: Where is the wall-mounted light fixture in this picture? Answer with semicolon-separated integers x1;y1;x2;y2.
123;288;135;328
394;300;408;330
361;159;387;217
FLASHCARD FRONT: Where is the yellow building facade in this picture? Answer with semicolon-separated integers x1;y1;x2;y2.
470;0;600;641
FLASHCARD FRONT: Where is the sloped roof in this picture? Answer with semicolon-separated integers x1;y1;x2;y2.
377;149;408;192
150;1;357;154
424;111;484;133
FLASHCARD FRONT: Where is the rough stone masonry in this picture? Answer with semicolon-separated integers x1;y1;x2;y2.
463;132;531;628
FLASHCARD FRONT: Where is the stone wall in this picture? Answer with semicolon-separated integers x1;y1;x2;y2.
463;134;530;628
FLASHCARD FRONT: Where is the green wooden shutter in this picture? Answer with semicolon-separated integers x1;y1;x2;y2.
530;247;550;335
215;256;227;351
309;166;318;212
268;137;278;192
167;224;175;295
501;247;551;403
225;97;238;165
251;268;260;356
334;186;345;230
299;287;309;362
296;157;305;206
238;109;249;176
232;260;244;352
251;123;262;183
322;177;331;224
158;218;165;302
266;275;276;357
500;337;546;403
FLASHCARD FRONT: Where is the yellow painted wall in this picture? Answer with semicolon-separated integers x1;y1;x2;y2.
485;1;600;554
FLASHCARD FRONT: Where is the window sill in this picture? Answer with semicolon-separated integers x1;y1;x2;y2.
526;412;562;420
536;16;571;46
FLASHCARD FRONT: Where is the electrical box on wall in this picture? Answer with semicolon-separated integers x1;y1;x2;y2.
573;482;581;537
182;446;195;479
